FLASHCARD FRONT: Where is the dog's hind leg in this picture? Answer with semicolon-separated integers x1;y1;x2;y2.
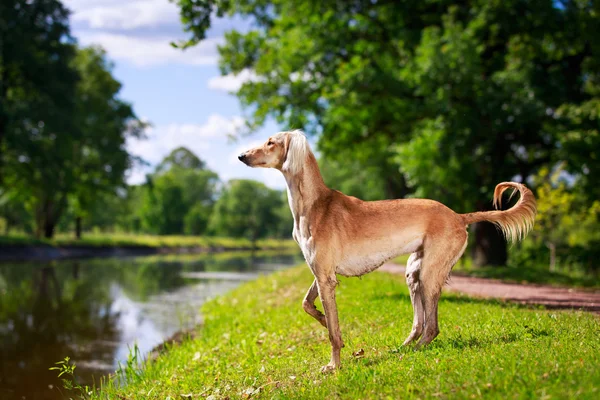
402;251;425;346
302;279;327;327
417;231;468;347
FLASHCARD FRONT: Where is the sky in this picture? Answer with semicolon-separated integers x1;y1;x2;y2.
62;0;291;189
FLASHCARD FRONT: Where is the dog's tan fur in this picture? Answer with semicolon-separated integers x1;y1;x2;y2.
238;130;537;372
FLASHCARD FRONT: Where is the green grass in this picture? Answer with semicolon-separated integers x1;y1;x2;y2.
0;233;296;250
92;265;600;399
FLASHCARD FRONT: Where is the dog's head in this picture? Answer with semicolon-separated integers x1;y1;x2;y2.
238;130;308;174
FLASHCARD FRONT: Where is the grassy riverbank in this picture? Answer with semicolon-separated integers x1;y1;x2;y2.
91;265;600;399
0;233;296;250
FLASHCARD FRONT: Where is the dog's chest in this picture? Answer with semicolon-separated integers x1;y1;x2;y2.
294;216;316;265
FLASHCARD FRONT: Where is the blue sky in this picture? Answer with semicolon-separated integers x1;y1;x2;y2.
63;0;289;189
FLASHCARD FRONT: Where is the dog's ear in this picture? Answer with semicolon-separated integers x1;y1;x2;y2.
282;131;308;174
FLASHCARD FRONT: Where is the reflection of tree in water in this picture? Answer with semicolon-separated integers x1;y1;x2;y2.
0;251;303;399
0;261;119;400
117;251;303;302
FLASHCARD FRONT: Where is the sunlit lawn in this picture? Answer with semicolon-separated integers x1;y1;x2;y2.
92;265;600;399
0;232;296;250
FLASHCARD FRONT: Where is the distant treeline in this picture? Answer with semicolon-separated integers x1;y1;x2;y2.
0;146;295;242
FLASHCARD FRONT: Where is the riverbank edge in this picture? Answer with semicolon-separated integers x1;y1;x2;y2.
90;265;600;400
0;240;296;262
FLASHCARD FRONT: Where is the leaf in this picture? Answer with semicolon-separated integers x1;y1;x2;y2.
353;348;365;358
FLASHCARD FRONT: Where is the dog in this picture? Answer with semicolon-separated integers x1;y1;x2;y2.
238;130;537;372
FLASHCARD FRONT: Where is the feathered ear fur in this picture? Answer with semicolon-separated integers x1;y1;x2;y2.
282;130;309;175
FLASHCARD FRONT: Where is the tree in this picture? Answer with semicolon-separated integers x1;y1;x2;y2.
1;0;78;237
69;46;145;239
2;45;143;238
156;146;206;173
0;0;77;181
320;157;387;201
272;190;294;239
524;166;600;273
173;0;600;266
140;150;219;235
208;179;284;244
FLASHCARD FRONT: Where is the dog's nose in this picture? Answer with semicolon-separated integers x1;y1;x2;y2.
238;153;247;161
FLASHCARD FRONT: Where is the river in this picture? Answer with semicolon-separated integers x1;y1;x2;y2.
0;250;303;400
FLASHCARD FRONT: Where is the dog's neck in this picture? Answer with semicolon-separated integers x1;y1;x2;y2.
282;151;329;221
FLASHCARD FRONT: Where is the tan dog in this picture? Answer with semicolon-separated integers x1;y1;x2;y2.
238;130;537;372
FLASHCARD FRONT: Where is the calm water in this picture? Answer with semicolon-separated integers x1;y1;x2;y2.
0;251;302;400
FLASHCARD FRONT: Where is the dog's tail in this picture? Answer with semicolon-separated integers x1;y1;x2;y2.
460;182;537;243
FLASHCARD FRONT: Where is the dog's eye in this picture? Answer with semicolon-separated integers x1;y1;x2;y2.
268;140;274;146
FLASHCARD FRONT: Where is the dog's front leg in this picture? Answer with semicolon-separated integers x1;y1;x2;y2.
317;275;344;372
302;279;327;327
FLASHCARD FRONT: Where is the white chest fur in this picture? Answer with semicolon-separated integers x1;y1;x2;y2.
294;217;317;266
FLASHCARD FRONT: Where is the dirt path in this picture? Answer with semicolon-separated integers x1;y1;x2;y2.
379;263;600;314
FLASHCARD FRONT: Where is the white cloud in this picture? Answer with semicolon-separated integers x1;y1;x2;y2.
126;115;244;182
77;33;223;67
208;69;260;92
65;0;179;30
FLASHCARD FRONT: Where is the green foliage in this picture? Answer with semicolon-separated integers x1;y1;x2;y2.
1;39;143;238
509;166;600;273
49;345;144;400
0;0;78;175
94;265;600;399
49;357;92;398
155;146;206;173
69;46;145;226
319;157;387;201
0;0;78;237
140;151;219;235
173;0;600;266
208;179;290;242
184;202;213;235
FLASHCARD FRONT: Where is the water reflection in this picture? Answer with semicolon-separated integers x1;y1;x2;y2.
0;250;302;400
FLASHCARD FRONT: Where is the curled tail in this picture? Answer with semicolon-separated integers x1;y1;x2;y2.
461;182;537;243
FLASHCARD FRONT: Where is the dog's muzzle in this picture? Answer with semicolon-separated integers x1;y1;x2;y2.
238;152;248;164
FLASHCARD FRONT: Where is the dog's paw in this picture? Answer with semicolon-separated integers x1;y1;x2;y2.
320;362;339;373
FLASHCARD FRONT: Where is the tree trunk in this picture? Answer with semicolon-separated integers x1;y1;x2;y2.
0;63;7;183
0;111;5;182
38;194;67;239
384;170;410;199
471;221;507;266
43;219;55;239
546;241;556;272
75;216;82;239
